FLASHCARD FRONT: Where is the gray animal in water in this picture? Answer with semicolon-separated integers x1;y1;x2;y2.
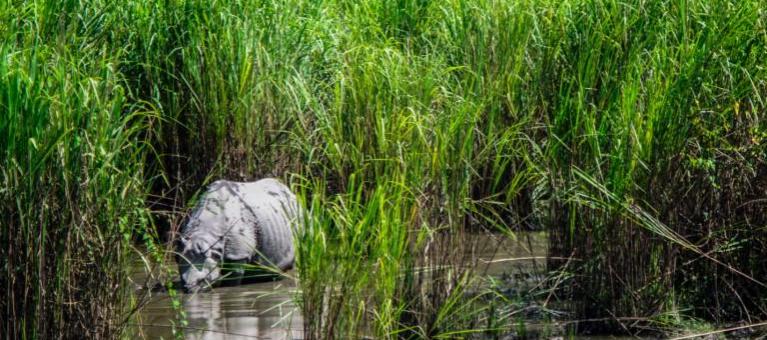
177;178;302;293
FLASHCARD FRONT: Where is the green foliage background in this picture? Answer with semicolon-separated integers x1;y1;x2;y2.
1;0;765;338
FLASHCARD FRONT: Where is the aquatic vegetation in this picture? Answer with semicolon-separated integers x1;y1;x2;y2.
1;0;766;338
0;2;154;337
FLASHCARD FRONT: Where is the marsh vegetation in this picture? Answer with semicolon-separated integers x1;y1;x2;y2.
2;0;766;338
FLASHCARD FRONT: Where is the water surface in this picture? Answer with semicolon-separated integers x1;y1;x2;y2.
133;232;547;339
134;276;302;339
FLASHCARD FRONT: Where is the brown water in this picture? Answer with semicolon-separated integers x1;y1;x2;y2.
133;277;302;339
132;232;548;339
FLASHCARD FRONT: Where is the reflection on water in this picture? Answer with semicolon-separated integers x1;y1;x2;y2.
135;277;302;339
473;231;548;277
133;232;547;339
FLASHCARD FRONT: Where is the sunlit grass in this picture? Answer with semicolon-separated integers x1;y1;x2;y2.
2;0;766;338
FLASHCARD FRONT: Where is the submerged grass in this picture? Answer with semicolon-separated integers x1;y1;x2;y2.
2;0;766;338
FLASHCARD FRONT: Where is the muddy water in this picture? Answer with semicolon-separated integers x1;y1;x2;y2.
133;232;547;339
134;277;302;339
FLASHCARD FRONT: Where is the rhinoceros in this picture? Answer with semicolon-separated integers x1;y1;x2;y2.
176;178;302;293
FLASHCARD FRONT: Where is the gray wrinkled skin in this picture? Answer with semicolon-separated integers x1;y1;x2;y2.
177;178;302;293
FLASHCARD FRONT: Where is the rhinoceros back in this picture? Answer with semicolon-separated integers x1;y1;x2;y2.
236;178;299;270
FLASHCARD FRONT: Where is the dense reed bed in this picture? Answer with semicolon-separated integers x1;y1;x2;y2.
1;0;766;338
0;2;154;338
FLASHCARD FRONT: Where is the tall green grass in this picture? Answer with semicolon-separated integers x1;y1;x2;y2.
2;0;766;338
0;1;154;338
541;0;767;330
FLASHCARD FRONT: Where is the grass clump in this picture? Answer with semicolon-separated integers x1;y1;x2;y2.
0;1;154;338
541;0;767;331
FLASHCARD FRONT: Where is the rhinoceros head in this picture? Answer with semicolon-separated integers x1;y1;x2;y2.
177;236;222;293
